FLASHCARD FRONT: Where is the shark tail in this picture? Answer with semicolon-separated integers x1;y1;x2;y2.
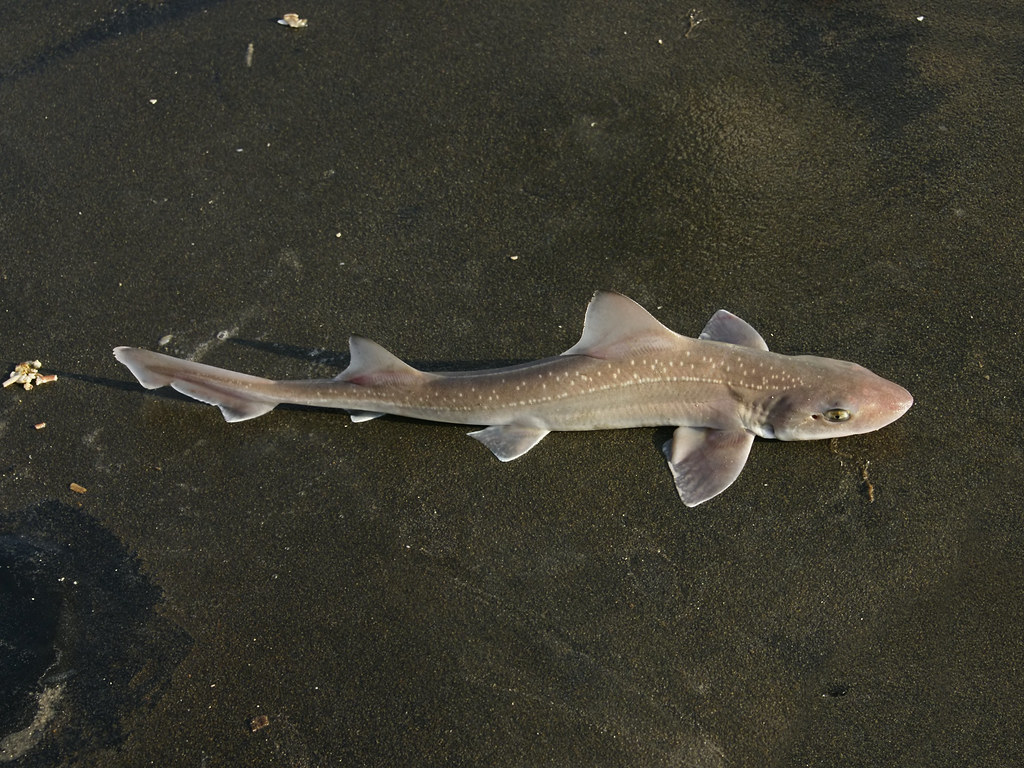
113;347;279;422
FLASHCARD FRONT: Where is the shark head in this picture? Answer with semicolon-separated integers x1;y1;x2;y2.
765;356;913;441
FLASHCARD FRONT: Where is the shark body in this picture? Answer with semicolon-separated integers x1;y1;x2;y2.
114;291;912;505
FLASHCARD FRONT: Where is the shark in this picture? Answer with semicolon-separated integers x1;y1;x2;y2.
113;291;912;506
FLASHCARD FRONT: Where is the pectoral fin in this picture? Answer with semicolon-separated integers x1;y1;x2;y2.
664;426;755;507
469;424;550;461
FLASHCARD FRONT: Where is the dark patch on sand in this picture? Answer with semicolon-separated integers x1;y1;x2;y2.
0;501;190;764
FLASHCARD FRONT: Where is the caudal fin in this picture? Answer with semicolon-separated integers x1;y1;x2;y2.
113;347;279;422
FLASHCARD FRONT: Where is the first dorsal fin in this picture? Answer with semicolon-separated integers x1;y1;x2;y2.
698;310;769;351
562;291;678;359
336;336;432;386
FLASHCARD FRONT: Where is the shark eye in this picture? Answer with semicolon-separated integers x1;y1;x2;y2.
823;408;851;422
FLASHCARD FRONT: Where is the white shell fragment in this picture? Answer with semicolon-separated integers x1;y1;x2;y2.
3;360;57;391
278;13;308;28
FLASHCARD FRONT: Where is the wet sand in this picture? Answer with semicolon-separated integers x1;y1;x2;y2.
2;1;1022;765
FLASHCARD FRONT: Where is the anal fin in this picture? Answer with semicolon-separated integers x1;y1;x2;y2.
664;426;755;507
347;410;384;423
469;424;550;462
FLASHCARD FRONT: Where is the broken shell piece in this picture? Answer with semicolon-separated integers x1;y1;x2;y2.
3;361;35;387
4;360;56;390
278;13;308;28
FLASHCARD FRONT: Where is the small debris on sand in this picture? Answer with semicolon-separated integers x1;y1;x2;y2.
4;360;57;391
278;13;307;28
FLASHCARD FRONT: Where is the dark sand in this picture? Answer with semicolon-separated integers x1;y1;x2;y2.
2;1;1022;765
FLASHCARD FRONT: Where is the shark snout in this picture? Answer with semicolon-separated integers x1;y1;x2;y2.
874;379;914;426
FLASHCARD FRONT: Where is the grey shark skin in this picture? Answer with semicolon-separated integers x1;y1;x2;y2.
114;291;913;506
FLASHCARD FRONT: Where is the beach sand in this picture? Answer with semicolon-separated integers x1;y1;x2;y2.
1;2;1022;765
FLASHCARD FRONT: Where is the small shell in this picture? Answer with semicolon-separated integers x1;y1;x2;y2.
278;13;308;28
5;360;55;389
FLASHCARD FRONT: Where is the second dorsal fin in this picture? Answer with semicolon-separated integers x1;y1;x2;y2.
562;291;679;359
698;310;768;350
336;336;432;386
